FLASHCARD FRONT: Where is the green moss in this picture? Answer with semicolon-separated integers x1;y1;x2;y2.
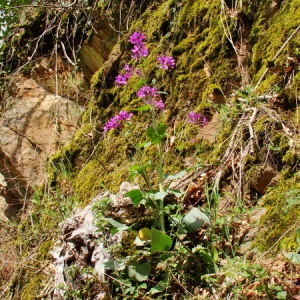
14;241;51;299
173;34;197;55
202;84;224;103
20;274;46;300
250;0;300;90
254;172;300;253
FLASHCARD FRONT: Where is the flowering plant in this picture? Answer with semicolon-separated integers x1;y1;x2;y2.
187;112;208;126
103;31;207;233
103;111;133;132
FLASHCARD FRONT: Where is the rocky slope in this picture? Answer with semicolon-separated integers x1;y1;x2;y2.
0;0;300;299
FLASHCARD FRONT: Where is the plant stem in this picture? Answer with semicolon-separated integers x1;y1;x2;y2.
158;141;164;191
158;141;165;232
150;101;165;232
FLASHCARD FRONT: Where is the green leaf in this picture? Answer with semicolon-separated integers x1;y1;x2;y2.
146;126;159;143
284;252;300;264
196;248;217;273
134;104;151;111
138;140;152;149
128;261;151;282
182;208;210;232
276;291;287;299
157;123;167;135
136;78;146;89
151;228;172;251
153;191;168;200
129;163;151;174
149;280;168;294
128;163;151;181
125;189;144;206
146;123;167;144
100;218;129;232
167;189;184;198
103;260;126;271
165;170;187;181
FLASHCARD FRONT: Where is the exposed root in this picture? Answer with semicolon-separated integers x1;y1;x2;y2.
213;106;296;199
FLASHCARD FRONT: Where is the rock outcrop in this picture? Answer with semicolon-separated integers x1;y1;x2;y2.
52;182;138;299
0;76;83;217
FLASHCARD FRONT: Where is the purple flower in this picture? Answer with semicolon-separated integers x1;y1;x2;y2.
153;99;165;111
131;44;149;60
135;68;143;77
157;55;175;69
137;86;165;111
129;31;147;46
137;86;158;99
115;65;135;86
123;64;132;72
202;116;208;126
128;31;149;60
187;112;207;125
103;110;133;132
115;74;128;86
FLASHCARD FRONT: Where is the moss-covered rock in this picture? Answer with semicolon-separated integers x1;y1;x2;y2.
254;171;300;253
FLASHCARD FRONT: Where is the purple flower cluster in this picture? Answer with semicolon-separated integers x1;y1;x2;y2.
157;55;176;70
115;64;142;86
103;110;134;132
137;86;158;99
137;86;165;111
187;112;208;126
153;99;165;111
129;31;149;60
115;65;132;86
129;31;147;44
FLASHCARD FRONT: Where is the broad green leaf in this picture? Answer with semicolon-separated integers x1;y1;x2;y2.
157;123;167;135
134;104;151;111
150;278;168;294
146;123;167;143
284;252;300;265
125;189;144;206
146;126;159;143
166;189;184;197
182;208;210;232
150;282;166;294
151;228;172;251
276;291;287;299
103;260;126;271
153;191;168;200
129;165;144;173
100;218;129;232
128;163;151;181
165;170;187;181
128;261;151;282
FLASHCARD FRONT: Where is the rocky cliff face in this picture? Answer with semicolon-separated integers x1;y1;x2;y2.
0;76;82;219
1;0;300;299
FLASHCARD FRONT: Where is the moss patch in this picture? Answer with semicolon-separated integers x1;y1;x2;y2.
254;171;300;253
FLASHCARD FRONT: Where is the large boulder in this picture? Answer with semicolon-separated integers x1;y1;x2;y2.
0;76;83;213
